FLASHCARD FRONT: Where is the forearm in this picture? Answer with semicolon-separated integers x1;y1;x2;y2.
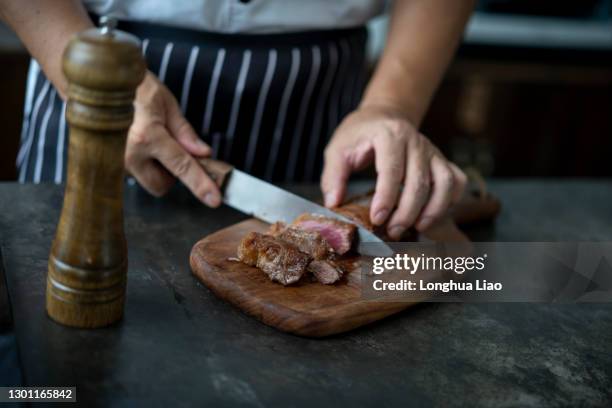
361;0;475;126
0;0;93;99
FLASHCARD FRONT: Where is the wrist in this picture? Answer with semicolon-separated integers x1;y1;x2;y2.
359;52;434;127
359;90;425;127
7;3;94;100
135;71;164;103
357;98;420;127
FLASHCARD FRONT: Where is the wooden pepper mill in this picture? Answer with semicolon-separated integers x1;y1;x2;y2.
46;17;146;328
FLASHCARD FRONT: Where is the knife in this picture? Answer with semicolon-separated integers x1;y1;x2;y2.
199;158;393;257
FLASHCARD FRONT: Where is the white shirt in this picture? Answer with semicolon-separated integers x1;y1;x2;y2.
83;0;386;34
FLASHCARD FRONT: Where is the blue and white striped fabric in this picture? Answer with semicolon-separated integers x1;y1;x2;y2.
17;23;368;183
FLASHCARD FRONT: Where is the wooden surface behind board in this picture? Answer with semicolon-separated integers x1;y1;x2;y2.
190;219;416;337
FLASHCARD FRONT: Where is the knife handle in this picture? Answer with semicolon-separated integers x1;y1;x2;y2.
198;158;234;188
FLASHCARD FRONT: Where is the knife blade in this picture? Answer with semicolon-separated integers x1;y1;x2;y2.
199;159;393;257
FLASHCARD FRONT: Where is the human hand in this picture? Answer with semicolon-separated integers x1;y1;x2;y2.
321;105;467;239
125;72;221;207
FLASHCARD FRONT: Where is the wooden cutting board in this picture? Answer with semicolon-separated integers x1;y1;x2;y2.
190;219;417;337
189;192;500;337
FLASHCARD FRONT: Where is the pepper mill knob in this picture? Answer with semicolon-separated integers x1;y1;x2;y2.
99;15;118;35
46;18;146;327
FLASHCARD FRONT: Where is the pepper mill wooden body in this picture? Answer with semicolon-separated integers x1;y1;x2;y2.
46;18;146;328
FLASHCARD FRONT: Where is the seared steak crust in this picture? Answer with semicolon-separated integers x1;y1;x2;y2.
268;223;333;260
238;208;367;285
307;259;344;285
237;232;310;285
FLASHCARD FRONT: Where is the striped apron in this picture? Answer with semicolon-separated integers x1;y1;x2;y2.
17;20;368;183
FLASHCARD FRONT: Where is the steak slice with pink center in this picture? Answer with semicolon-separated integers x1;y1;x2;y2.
292;214;356;255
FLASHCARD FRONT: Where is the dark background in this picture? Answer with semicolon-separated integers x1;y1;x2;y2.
0;0;611;181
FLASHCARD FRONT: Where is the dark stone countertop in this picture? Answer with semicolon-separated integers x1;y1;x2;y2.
0;180;611;407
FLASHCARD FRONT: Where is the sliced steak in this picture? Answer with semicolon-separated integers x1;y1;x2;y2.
267;221;287;236
334;203;374;231
291;214;356;255
334;203;389;239
267;223;333;260
335;202;415;241
236;231;260;266
307;260;344;285
267;222;342;284
237;232;310;285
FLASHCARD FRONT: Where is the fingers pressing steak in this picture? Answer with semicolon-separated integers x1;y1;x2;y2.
333;203;374;231
335;195;417;241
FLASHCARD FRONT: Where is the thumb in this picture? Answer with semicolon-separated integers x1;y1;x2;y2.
165;92;211;157
321;147;352;208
